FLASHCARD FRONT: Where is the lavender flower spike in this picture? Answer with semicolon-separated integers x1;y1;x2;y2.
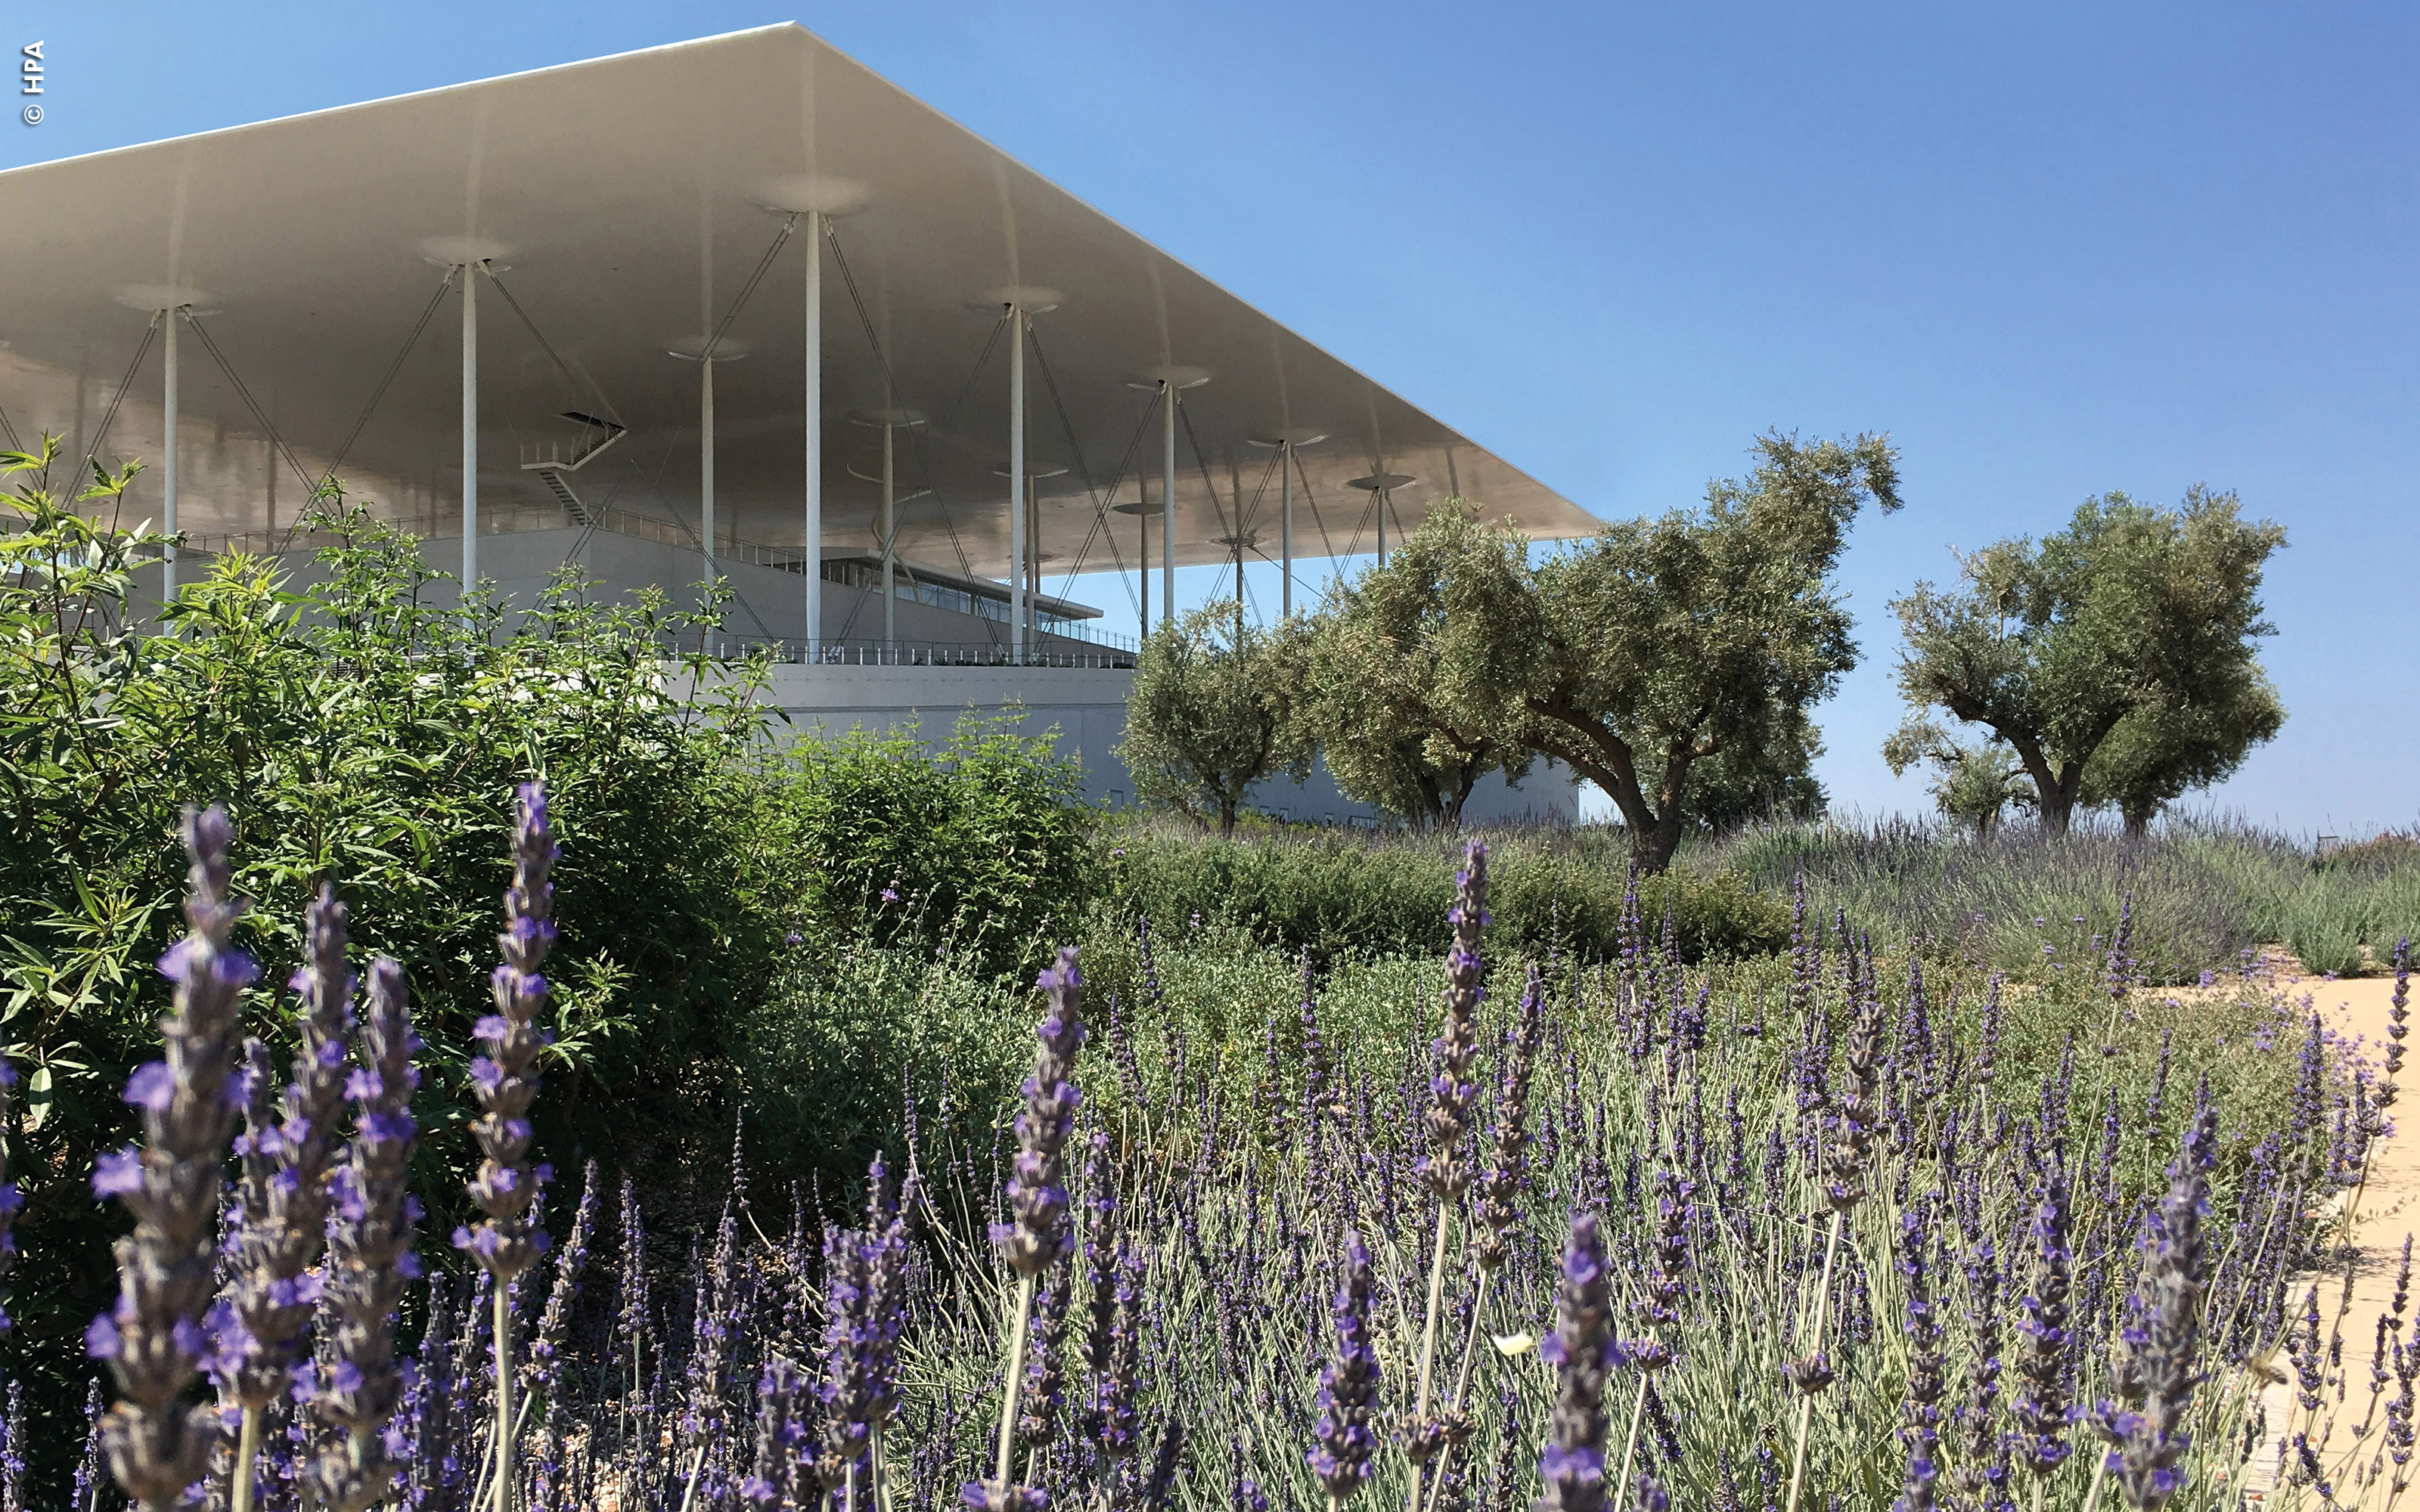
993;947;1086;1275
2096;1105;2219;1510
1426;841;1490;1201
225;887;355;1411
974;948;1085;1512
1539;1210;1615;1512
1308;1228;1382;1504
458;781;559;1279
0;1061;19;1331
302;956;422;1512
1474;965;1546;1275
452;782;556;1512
95;805;258;1512
2012;1165;2075;1478
821;1155;911;1495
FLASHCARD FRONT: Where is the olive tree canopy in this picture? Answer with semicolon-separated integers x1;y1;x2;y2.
1117;600;1311;836
1423;432;1901;872
1889;487;2285;837
1301;519;1534;829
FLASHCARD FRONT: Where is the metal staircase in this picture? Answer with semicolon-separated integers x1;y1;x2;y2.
518;410;626;525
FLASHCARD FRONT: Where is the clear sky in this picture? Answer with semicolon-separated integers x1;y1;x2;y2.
8;2;2412;834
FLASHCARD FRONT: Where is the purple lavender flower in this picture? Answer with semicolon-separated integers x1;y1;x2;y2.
223;886;355;1412
1426;842;1490;1201
1627;1167;1692;1373
2386;938;2410;1114
458;782;558;1279
1308;1228;1382;1504
2093;1105;2218;1510
1823;974;1884;1215
96;806;257;1512
959;1482;1049;1512
1017;1267;1072;1454
1953;1237;2009;1507
524;1159;599;1508
1085;1237;1144;1465
71;1380;104;1512
1894;1201;1944;1512
0;1064;17;1332
1475;965;1545;1274
821;1155;911;1488
1539;1211;1615;1512
993;947;1085;1275
301;954;421;1512
2012;1165;2074;1478
745;1360;803;1509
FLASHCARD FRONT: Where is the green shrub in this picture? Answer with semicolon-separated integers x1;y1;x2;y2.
0;473;786;1458
1103;826;1789;964
759;715;1097;978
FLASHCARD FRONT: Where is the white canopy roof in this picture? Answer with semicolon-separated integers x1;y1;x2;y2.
0;24;1596;586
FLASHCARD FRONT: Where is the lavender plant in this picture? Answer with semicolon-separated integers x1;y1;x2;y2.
455;782;558;1512
1308;1228;1382;1508
1539;1210;1613;1512
302;954;422;1512
1407;841;1490;1512
91;807;256;1512
219;885;355;1512
967;947;1084;1512
20;810;2340;1512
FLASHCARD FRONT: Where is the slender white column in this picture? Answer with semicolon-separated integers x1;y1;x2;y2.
1230;455;1244;637
701;355;717;584
161;308;178;603
1137;504;1147;634
1161;380;1177;630
461;264;479;594
1376;488;1386;568
1280;443;1292;619
1009;305;1026;665
880;420;895;653
805;209;824;659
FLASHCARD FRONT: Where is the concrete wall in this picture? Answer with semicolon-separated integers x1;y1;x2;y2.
743;662;1580;825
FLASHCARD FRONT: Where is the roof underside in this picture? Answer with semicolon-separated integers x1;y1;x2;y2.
0;24;1596;587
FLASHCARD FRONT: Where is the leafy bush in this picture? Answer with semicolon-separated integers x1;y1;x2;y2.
0;458;1106;1443
759;715;1097;978
1104;823;1789;964
0;469;783;1421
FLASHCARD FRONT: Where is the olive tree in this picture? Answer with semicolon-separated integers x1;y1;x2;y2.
1882;715;2034;836
1302;519;1534;828
1426;431;1901;872
1890;487;2285;837
1116;600;1311;836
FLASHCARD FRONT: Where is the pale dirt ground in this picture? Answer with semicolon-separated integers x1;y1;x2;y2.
2237;966;2411;1510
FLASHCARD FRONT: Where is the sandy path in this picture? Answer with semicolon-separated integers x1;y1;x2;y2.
2242;970;2412;1509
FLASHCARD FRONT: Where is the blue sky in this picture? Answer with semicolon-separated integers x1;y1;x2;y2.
9;2;2413;833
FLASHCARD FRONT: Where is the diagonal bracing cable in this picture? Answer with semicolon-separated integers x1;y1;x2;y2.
181;315;323;513
483;268;628;430
1177;401;1233;547
700;213;802;365
73;314;160;483
1025;322;1150;621
314;271;457;496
